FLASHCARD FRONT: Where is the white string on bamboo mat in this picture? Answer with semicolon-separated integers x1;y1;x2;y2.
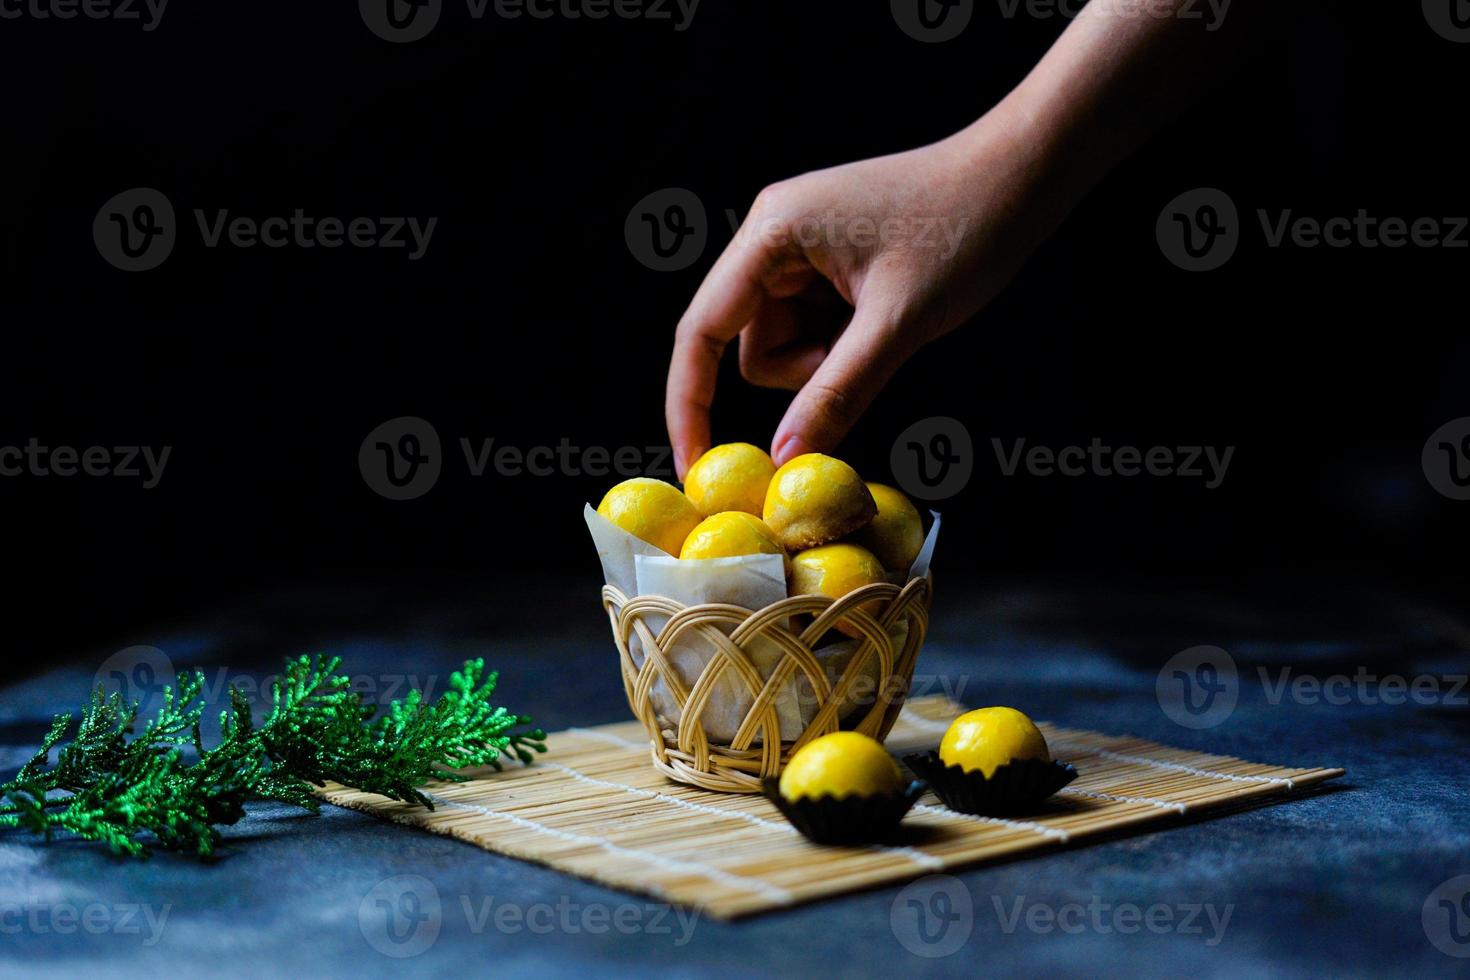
420;790;794;905
569;713;1185;819
1047;744;1296;790
1057;787;1188;814
539;761;944;871
912;803;1071;843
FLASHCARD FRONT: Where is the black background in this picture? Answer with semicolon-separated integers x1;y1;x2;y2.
1;1;1464;660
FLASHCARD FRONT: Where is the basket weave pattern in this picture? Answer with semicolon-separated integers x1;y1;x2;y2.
603;577;931;793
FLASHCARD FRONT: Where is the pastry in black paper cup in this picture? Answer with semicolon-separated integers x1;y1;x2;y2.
903;752;1077;816
762;778;925;845
764;730;926;844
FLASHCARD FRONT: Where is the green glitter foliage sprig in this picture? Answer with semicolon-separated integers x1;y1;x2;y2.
0;655;546;858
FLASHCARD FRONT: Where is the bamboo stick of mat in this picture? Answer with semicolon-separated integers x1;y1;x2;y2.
316;696;1344;920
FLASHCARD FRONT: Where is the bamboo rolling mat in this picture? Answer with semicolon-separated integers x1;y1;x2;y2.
317;696;1344;919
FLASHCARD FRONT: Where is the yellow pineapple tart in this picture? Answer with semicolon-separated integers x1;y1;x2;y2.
789;542;887;636
762;454;877;551
683;443;776;517
596;478;702;556
679;511;789;574
851;482;925;573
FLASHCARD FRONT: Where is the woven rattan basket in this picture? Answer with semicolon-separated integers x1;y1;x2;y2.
602;576;931;793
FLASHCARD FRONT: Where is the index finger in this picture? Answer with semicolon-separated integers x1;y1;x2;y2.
664;234;775;479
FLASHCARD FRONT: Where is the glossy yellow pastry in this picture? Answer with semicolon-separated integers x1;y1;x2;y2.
851;482;925;573
679;512;788;573
790;543;886;637
762;454;877;551
779;731;904;801
596;478;702;556
683;443;777;517
938;707;1050;779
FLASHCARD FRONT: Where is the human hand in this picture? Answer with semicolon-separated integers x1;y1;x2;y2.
664;110;1056;478
664;0;1252;479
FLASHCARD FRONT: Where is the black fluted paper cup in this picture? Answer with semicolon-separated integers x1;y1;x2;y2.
761;779;925;845
903;752;1077;816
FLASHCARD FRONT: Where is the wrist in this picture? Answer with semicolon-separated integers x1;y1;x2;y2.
942;81;1118;234
943;92;1076;217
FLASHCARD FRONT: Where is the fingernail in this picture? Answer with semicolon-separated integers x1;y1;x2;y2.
772;434;808;465
673;447;694;481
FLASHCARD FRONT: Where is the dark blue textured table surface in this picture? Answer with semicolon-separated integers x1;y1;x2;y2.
2;577;1467;978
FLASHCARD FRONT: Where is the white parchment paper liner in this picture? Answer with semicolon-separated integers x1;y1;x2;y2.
587;504;939;743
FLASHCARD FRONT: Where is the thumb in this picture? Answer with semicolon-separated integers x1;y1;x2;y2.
770;302;915;465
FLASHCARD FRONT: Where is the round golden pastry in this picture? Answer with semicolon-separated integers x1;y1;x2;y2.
596;478;702;556
679;512;790;574
778;731;904;801
683;443;777;517
762;453;877;551
790;543;886;637
938;707;1050;779
851;482;925;573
